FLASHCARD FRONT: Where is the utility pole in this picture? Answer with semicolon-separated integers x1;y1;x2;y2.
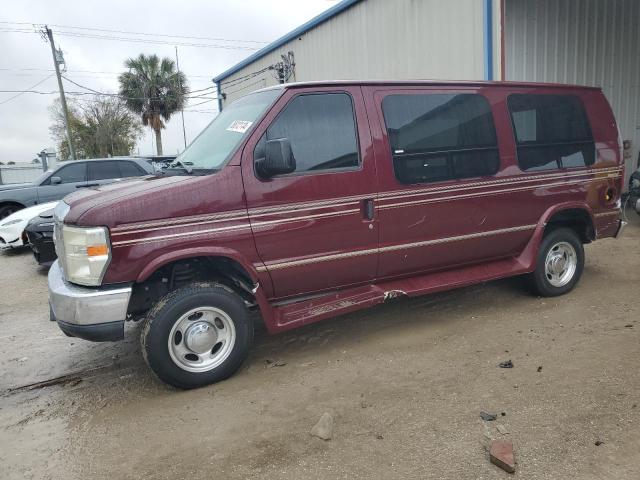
175;46;187;149
45;26;76;160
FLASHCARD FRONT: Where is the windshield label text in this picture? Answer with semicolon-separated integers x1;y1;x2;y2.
226;120;253;134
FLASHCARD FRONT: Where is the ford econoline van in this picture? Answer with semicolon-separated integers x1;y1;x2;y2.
49;81;625;388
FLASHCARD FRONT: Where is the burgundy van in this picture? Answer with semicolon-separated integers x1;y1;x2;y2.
48;81;625;388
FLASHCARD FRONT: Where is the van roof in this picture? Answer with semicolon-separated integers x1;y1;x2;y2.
257;79;601;92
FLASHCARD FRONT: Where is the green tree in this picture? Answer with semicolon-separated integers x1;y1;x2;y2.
118;54;188;155
49;96;143;159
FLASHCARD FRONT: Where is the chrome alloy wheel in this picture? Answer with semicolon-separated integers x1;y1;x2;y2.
168;307;236;373
544;241;577;288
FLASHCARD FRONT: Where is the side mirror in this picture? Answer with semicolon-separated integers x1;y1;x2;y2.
50;176;62;185
255;138;296;178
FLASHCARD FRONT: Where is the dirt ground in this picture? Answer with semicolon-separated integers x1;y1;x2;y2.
1;215;639;480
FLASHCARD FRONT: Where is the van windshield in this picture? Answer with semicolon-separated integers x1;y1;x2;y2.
174;89;282;171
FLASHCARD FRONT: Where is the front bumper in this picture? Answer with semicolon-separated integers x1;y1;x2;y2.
0;224;25;249
48;261;132;342
26;229;57;265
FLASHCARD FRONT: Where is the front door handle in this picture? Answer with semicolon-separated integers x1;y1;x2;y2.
362;198;374;221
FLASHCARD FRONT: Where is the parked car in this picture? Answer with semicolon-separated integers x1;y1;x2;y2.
0;201;58;249
627;165;640;214
49;80;625;389
25;207;56;265
0;157;155;219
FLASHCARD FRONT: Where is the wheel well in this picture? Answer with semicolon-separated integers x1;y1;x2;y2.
0;201;25;215
545;209;594;243
128;256;258;318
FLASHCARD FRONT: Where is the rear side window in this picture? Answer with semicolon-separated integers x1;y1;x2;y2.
508;94;595;171
255;93;359;174
381;94;499;184
88;161;120;181
118;161;145;177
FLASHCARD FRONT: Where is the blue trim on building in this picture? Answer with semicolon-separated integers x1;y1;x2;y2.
213;0;362;83
484;0;494;81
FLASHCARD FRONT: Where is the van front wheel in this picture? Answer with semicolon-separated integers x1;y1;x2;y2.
529;227;584;297
141;284;253;389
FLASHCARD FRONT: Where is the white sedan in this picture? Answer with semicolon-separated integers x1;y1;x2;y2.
0;202;59;249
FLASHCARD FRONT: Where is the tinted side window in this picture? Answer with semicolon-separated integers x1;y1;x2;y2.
508;94;595;171
255;93;359;173
88;161;121;181
382;94;499;185
53;163;86;184
118;161;144;177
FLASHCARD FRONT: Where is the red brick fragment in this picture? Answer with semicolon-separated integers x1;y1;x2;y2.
490;440;516;474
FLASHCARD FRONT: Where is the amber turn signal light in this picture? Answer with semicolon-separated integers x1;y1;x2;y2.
86;245;108;257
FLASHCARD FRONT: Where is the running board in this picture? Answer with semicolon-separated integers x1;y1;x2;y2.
270;257;528;333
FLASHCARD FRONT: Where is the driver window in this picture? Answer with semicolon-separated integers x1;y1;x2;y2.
48;162;86;184
255;93;360;174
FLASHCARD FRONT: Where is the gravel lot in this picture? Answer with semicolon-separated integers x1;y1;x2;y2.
1;214;639;479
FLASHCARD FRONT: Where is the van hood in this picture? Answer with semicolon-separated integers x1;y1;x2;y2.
64;175;193;225
0;182;33;192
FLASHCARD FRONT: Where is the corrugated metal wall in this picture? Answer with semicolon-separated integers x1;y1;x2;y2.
505;0;640;186
219;0;491;104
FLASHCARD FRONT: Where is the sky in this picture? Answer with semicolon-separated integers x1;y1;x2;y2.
0;0;340;164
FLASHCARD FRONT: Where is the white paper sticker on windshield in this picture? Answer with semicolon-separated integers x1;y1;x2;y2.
226;120;253;133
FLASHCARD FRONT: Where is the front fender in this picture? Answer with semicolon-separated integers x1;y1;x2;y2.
133;245;277;333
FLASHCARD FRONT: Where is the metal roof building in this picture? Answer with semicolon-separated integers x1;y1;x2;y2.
213;0;640;185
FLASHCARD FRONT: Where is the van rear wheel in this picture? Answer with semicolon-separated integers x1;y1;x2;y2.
529;227;584;297
141;283;253;389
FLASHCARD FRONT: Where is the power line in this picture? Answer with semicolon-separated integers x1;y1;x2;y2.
0;20;269;44
220;67;273;87
223;78;268;96
0;28;261;51
0;68;217;81
61;75;217;101
184;98;216;108
0;88;218;102
0;73;54;105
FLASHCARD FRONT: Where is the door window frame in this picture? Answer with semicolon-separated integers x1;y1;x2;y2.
43;162;87;185
252;91;363;180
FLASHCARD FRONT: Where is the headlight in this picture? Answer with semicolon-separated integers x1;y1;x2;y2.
59;225;111;286
1;218;22;226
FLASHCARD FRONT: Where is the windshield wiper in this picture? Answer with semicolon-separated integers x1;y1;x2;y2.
169;160;193;174
157;164;218;177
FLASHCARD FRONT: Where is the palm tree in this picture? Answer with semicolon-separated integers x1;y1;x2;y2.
118;54;188;155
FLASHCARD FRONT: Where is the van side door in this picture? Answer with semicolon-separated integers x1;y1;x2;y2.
366;86;533;279
241;86;378;299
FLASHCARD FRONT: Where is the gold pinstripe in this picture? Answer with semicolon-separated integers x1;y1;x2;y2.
110;166;622;248
593;211;621;218
110;167;621;233
256;224;537;272
379;178;594;210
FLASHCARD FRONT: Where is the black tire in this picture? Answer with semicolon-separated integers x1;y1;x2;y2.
141;283;253;389
528;227;584;297
0;204;23;220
